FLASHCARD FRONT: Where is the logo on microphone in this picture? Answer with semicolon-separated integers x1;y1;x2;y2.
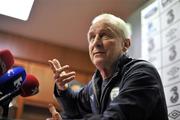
14;77;23;88
7;69;15;76
31;86;39;95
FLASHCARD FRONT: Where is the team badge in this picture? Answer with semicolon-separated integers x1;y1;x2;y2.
110;87;119;101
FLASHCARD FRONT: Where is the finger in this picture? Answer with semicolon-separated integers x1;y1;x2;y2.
55;72;75;83
57;65;69;74
59;71;76;80
48;104;62;119
49;59;62;73
48;60;56;73
48;104;58;116
48;103;56;114
53;65;71;79
52;59;62;70
58;75;75;87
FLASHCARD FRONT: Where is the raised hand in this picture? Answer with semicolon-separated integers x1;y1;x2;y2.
48;59;76;90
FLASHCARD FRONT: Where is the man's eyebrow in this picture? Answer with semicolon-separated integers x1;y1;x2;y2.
88;26;114;36
101;27;115;33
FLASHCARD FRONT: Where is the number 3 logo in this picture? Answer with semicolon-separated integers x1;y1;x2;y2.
169;45;177;61
170;86;179;103
167;9;175;24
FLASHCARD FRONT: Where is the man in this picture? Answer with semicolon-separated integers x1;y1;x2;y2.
48;13;168;120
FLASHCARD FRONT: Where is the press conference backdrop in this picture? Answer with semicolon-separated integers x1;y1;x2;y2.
141;0;180;119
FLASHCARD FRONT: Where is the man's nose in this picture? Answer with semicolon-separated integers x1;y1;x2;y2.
93;35;103;48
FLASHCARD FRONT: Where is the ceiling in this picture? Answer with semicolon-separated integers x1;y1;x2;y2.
0;0;147;51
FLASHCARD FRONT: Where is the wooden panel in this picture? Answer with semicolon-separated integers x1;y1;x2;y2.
14;58;30;72
0;31;95;73
24;62;57;106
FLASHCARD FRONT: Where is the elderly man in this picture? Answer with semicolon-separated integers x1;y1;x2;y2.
48;13;168;120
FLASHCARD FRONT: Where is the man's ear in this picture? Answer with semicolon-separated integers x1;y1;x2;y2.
123;39;131;52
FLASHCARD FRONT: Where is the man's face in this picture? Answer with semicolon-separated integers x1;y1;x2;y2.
87;21;125;68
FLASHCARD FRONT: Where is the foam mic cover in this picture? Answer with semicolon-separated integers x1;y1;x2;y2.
21;74;39;97
0;49;14;76
0;74;39;104
0;66;26;95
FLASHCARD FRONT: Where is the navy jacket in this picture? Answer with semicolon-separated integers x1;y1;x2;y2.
54;55;169;120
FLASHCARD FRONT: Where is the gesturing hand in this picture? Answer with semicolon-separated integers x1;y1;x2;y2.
48;59;76;91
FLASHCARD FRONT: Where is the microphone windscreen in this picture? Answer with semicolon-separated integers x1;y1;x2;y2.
0;66;26;94
0;49;14;76
21;74;39;97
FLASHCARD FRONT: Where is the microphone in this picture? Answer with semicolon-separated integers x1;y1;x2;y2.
0;66;26;95
0;74;39;104
0;49;14;76
21;74;39;97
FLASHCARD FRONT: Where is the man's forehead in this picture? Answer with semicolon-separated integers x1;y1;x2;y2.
88;22;113;33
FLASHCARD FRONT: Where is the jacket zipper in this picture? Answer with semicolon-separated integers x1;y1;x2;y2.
92;80;100;112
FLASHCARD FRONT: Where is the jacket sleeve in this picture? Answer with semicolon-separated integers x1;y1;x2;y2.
54;82;92;119
84;62;164;120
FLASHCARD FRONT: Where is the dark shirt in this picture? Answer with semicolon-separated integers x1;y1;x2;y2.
101;78;109;95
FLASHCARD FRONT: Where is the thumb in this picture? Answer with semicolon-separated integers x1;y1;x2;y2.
48;104;62;120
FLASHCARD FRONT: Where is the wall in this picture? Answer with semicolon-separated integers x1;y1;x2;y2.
0;31;95;74
127;0;155;58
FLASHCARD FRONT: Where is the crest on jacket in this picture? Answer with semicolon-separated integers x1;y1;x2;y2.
110;87;119;101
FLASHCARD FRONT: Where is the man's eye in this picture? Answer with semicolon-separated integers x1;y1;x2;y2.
88;36;94;42
102;35;109;40
100;33;111;40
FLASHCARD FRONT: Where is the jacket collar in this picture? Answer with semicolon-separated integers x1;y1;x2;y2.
92;54;132;90
93;54;131;76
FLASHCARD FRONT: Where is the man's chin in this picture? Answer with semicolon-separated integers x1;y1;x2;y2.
93;59;105;67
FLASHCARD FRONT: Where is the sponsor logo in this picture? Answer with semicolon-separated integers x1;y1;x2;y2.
168;109;180;119
144;7;157;19
167;66;179;81
167;9;175;24
170;86;179;103
161;0;175;7
169;45;177;61
166;28;177;43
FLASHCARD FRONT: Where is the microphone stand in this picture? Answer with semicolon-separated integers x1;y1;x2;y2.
0;88;20;118
1;98;12;118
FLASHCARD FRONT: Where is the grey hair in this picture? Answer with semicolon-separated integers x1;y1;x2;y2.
91;13;131;39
